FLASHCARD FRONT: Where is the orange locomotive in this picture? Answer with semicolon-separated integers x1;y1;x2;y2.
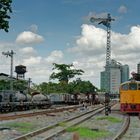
120;80;140;113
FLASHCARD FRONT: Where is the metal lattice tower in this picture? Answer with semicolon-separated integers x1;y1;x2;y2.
90;13;114;92
90;13;115;67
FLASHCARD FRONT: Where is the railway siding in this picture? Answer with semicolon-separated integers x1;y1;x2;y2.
0;103;128;140
12;106;105;140
0;105;101;140
57;112;124;140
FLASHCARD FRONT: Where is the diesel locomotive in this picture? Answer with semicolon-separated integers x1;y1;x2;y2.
120;80;140;113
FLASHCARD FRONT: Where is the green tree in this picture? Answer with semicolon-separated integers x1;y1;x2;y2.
38;82;48;93
47;82;60;93
31;83;40;91
58;81;69;93
37;82;67;94
0;80;10;90
0;0;12;32
0;79;28;91
33;82;54;94
33;79;98;95
13;80;28;91
50;63;84;83
68;78;97;94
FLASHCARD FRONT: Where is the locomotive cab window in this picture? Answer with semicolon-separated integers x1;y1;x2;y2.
129;83;137;90
121;84;128;90
138;84;140;90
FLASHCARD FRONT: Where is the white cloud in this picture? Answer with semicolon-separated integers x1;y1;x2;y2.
16;31;44;45
19;47;37;56
0;42;16;50
26;67;51;82
22;56;42;66
68;24;106;56
118;5;127;14
1;23;140;88
70;24;140;61
45;50;63;63
68;24;140;87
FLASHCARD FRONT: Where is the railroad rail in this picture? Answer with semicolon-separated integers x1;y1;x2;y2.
0;105;82;121
112;113;130;140
12;105;105;140
114;114;140;140
110;103;140;140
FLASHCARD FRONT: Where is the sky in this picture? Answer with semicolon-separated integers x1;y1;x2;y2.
0;0;140;88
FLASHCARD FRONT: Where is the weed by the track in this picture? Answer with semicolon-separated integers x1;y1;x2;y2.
67;126;109;139
58;122;67;127
1;122;33;133
96;116;121;123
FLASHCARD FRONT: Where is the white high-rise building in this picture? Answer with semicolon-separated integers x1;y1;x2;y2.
110;60;121;94
100;59;129;94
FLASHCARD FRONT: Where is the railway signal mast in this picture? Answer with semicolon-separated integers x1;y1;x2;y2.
90;13;114;115
90;13;115;92
2;50;15;91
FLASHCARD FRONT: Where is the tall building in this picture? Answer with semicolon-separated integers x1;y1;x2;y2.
100;71;109;92
137;63;140;74
121;65;129;83
100;59;129;94
110;60;121;94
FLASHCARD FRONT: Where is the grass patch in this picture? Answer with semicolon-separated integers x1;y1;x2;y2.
96;116;121;123
67;126;109;139
2;122;34;133
58;122;67;127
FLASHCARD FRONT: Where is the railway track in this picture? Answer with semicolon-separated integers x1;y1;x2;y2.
113;113;140;140
112;113;130;140
120;114;140;140
12;105;105;140
0;105;81;121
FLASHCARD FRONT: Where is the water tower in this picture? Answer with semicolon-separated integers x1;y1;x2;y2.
15;65;27;79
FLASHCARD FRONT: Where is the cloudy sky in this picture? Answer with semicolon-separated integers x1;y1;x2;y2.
0;0;140;88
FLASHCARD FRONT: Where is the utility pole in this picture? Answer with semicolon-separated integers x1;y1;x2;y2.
2;50;15;91
28;78;32;94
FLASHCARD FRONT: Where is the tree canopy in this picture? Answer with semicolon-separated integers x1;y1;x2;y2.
50;63;84;83
68;78;97;94
33;78;98;95
0;79;28;91
0;0;12;32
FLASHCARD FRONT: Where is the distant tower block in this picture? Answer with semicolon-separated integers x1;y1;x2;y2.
137;63;140;74
15;65;27;79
